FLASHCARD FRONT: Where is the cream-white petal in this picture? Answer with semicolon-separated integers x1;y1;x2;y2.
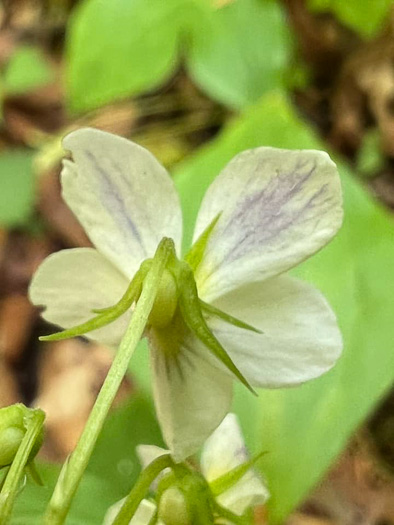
103;498;161;525
136;444;170;490
201;414;269;515
207;276;342;388
136;444;169;470
62;128;182;278
29;248;130;346
148;329;233;463
201;413;250;481
193;147;343;302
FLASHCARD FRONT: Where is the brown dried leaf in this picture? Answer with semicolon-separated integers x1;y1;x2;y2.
35;339;133;460
0;293;35;363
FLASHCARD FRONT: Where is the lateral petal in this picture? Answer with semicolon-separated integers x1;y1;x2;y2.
29;248;130;346
207;275;342;388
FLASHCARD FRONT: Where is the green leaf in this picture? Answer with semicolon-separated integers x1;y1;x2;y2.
4;47;53;95
187;0;291;108
65;0;201;113
307;0;392;38
0;150;35;227
174;91;394;523
12;394;162;524
65;0;290;113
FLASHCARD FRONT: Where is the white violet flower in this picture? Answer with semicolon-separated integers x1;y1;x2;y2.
104;413;269;524
30;128;343;461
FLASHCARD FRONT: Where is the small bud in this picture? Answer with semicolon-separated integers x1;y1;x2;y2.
158;486;191;525
0;404;44;469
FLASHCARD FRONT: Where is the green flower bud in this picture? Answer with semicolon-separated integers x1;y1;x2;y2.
0;404;44;469
158;486;191;525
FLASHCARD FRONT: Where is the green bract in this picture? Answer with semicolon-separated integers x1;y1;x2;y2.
30;128;343;461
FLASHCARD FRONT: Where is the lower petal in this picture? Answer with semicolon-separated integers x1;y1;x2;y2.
148;328;233;462
29;248;130;347
207;275;342;388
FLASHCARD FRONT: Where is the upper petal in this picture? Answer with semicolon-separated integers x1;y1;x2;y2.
29;248;130;346
148;324;233;462
201;414;268;516
208;275;342;388
62;128;183;278
193;147;343;301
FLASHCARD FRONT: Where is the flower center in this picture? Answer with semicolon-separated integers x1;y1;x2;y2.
148;268;178;329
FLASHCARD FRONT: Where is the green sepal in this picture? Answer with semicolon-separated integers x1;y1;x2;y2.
184;213;221;273
200;300;262;334
178;263;257;396
209;451;266;497
39;262;150;342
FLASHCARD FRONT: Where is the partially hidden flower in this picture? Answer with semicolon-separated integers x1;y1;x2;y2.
29;128;343;461
104;413;269;524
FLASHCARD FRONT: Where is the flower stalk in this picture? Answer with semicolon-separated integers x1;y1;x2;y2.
113;454;174;525
44;238;173;525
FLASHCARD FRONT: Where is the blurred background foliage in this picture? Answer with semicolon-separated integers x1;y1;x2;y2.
1;0;394;523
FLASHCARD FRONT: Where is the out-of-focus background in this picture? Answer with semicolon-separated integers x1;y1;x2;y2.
1;0;394;523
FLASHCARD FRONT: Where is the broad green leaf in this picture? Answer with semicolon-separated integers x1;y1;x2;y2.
12;394;161;524
307;0;392;38
187;0;291;108
4;47;53;95
65;0;205;113
65;0;289;113
174;91;394;523
0;150;35;227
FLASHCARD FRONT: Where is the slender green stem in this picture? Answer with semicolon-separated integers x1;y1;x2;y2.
113;454;174;525
44;239;172;525
0;409;45;524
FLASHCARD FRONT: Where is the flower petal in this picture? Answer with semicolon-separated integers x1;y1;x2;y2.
136;444;170;491
103;498;160;525
201;414;268;516
62;128;183;278
207;276;342;387
201;413;249;480
29;248;130;346
136;444;169;470
148;328;233;462
193;147;342;301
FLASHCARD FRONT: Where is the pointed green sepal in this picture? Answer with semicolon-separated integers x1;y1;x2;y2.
178;263;257;396
184;213;221;273
200;300;262;334
209;450;267;497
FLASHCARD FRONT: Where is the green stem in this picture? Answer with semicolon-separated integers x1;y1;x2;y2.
44;239;173;525
0;409;45;524
113;454;174;525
